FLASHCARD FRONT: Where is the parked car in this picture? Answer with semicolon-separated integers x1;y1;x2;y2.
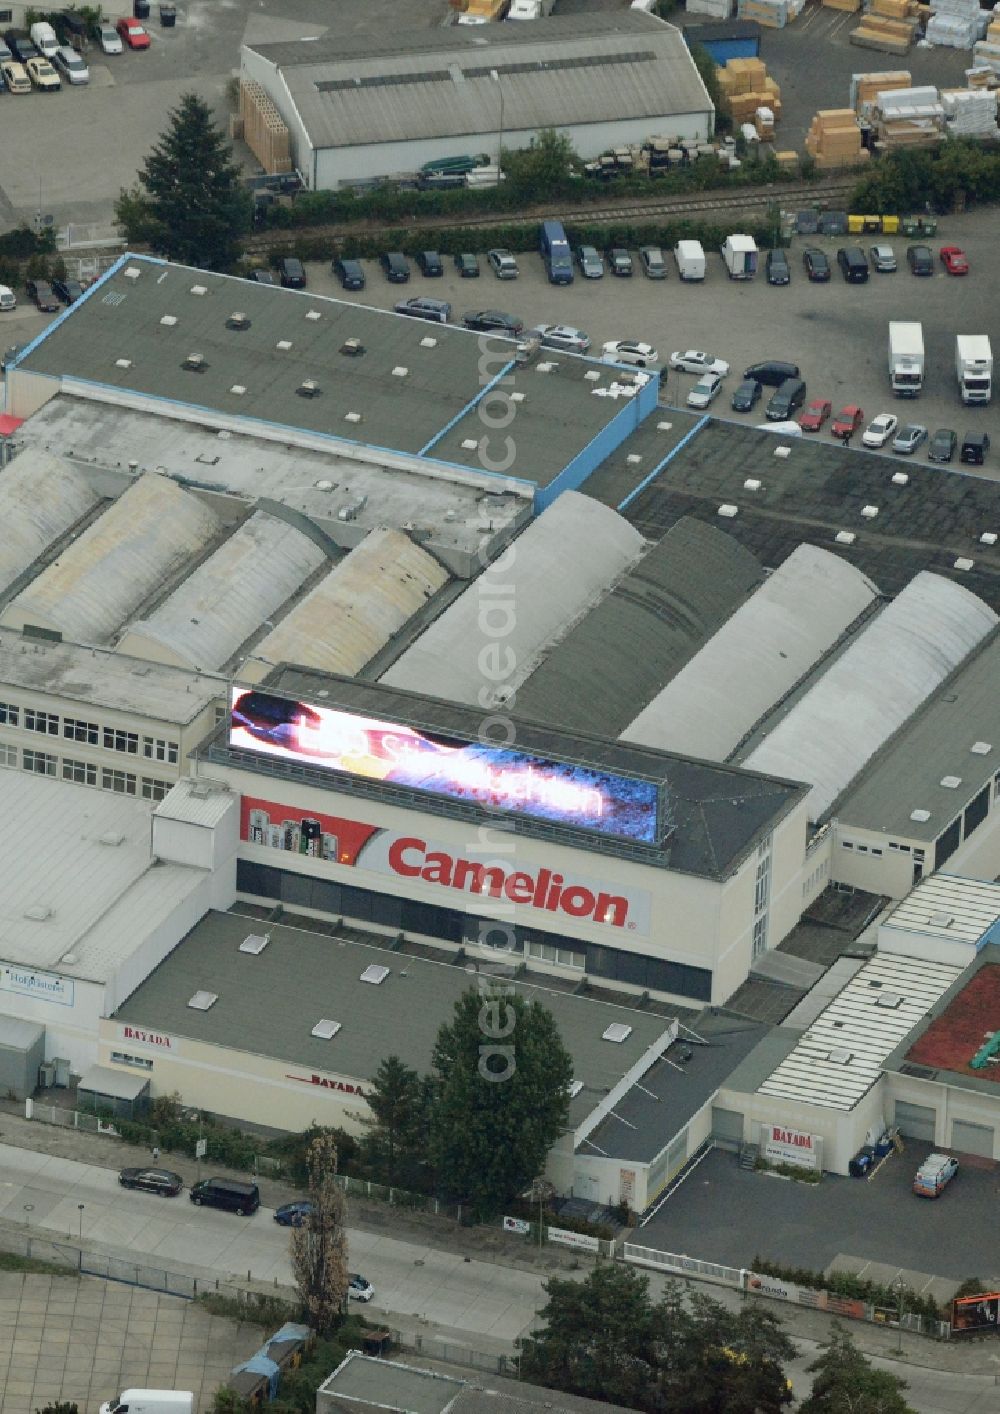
0;39;10;61
415;250;443;277
530;324;591;354
606;248;633;277
274;1201;315;1227
116;16;151;48
912;1153;958;1198
4;32;38;62
831;405;865;439
118;1168;183;1197
395;296;451;324
576;245;604;279
799;398;832;432
803;248;831;282
869;243;897;273
600;339;658;368
463;309;523;335
53;277;85;304
961;431;990;465
26;56;60;90
893;423;928;454
486;248;518;280
26;279;59;312
669;350;729;376
29;21;59;57
862;412;899;448
928;428;957;463
639;245;667;279
189;1177;260;1216
766;377;806;421
836;246;869;283
248;268;276;284
687;372;724;409
906;244;934;276
348;1274;375;1302
379;251;410;283
765;249;790;285
730;378;761;412
744;360;800;387
332;257;365;290
52;46;88;83
278;257;306;289
0;285;17;312
95;22;124;53
454;252;479;278
1;60;30;94
939;244;969;276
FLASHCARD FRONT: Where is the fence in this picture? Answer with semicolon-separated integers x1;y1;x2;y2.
391;1330;521;1378
332;1173;462;1221
622;1243;745;1290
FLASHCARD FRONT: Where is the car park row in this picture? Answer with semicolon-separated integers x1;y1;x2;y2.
0;15;146;91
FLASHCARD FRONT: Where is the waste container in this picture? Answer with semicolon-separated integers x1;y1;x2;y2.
134;0;150;16
53;1056;71;1088
38;1062;55;1089
160;2;177;25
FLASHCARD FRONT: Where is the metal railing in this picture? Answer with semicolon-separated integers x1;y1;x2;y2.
622;1242;745;1289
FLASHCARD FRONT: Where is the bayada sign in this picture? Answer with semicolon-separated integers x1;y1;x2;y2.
762;1124;820;1170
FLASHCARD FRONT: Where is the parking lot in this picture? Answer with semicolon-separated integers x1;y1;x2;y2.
640;1141;1000;1286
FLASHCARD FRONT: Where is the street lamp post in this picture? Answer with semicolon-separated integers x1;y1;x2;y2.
528;1177;554;1250
77;1203;85;1243
23;1204;33;1231
893;1275;905;1352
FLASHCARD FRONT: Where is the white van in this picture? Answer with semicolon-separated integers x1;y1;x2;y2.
0;285;16;312
674;239;706;282
100;1392;194;1414
29;21;60;57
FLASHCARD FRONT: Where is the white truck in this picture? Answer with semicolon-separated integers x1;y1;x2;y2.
956;334;992;405
100;1392;194;1414
721;234;758;280
507;0;555;15
889;321;924;398
674;239;706;281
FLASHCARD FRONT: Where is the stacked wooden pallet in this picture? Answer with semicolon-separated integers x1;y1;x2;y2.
239;79;292;173
824;0;862;13
804;108;871;167
736;0;804;27
716;57;783;125
850;14;917;53
967;64;1000;88
851;68;912;114
873;84;947;145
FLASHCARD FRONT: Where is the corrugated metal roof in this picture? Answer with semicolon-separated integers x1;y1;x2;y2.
881;874;1000;947
623;545;879;761
742;572;999;821
245;527;449;682
0;449;102;598
381;493;645;702
0;473;220;646
116;511;329;672
757;953;961;1111
248;15;711;150
77;1063;150;1100
155;777;236;829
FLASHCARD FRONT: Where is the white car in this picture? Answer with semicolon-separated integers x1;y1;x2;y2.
0;285;15;312
530;324;591;354
862;412;899;448
669;349;730;376
686;372;724;408
96;23;124;54
601;340;658;369
348;1273;374;1302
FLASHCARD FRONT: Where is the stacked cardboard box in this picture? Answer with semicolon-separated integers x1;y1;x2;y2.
717;57;783;123
850;14;916;52
239;78;292;173
755;104;775;138
941;86;1000;133
972;39;1000;72
873;84;947;145
736;0;804;27
687;0;734;16
851;68;912;112
871;0;914;19
804;108;871;166
824;0;863;12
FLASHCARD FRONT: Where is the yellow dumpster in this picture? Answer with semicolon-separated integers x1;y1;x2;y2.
881;215;899;234
848;214;865;233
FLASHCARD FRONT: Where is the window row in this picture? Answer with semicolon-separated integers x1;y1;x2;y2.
0;704;178;762
110;1050;154;1072
3;744;169;799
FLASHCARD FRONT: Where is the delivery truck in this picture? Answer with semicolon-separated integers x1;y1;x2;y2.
721;234;757;280
888;321;924;398
100;1392;194;1414
674;239;706;281
955;334;992;405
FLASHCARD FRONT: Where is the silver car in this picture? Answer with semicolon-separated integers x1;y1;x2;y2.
892;423;928;455
869;243;897;273
530;324;591;354
687;372;723;409
576;245;604;279
487;249;518;280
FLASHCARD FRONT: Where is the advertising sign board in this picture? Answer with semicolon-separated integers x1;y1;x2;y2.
761;1124;820;1170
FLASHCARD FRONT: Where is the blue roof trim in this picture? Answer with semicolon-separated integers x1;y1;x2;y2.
617;415;710;512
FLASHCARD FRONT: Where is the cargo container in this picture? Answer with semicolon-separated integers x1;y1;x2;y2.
956;334;992;405
721;234;758;279
889;321;924;398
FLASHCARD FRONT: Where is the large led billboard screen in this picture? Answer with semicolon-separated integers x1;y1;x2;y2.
229;689;659;843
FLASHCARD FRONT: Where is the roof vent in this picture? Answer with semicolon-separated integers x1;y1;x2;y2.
971;741;992;755
717;504;738;518
392;366;408;378
954;557;974;571
297;379;321;398
536;361;556;373
115;358;133;369
910;808;931;822
828;1047;853;1065
315;479;334;491
160;315;178;327
226;312;251;331
744;478;762;491
305;309;322;321
344;411;362;423
981;532;998;546
239;932;271;955
23;904;52;922
773;445;791;459
61;954;78;966
567;1080;584;1098
657;420;673;430
891;472;909;486
340;339;365;356
187;990;218;1011
230;384;246;396
835;530;856;545
602;1022;633;1044
360;964;390;985
584;369;601;382
276;339;293;351
311;1018;341;1040
875;992;903;1009
124;266;142;280
99;831;125;847
861;504;879;519
510;391;525;403
461;438;478;450
929;911;955;928
940;775;962;789
182;352;207;372
627;454;643;465
190;284;208;296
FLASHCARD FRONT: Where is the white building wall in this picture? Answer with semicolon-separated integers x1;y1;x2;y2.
0;974;108;1076
884;1072;1000;1161
717;1080;887;1176
831;822;920;897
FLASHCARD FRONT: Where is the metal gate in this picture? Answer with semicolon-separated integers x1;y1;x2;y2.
894;1100;936;1143
950;1119;994;1159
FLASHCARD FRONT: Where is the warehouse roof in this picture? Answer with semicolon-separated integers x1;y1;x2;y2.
0;473;221;646
244;15;712;149
886;947;1000;1093
112;907;674;1128
742;572;998;821
381;493;645;702
16;257;641;495
623;544;879;762
514;518;762;738
881;874;1000;948
621;420;1000;608
117;510;332;673
0;449;103;602
0;628;225;723
832;628;1000;841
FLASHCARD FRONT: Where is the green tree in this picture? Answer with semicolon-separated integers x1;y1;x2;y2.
429;987;572;1215
357;1055;430;1189
688;44;728;135
800;1327;915;1414
35;1404;80;1414
207;1391;250;1414
503;129;579;199
115;93;250;270
289;1129;349;1335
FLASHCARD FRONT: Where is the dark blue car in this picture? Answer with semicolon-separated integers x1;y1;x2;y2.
274;1201;314;1227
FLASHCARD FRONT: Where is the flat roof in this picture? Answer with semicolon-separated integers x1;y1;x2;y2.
886;946;1000;1094
16;257;642;495
208;672;807;879
0;627;225;724
832;628;1000;842
620;420;1000;608
113;908;674;1127
881;874;1000;947
245;15;710;149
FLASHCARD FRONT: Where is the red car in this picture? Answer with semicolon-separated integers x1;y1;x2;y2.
940;245;969;275
831;405;864;440
116;16;151;48
799;398;832;432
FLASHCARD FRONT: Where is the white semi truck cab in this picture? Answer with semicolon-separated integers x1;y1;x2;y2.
889;321;924;397
956;334;992;405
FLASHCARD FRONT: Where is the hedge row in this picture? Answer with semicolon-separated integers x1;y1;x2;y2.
751;1255;940;1321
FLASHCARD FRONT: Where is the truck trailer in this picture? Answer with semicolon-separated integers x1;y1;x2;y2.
955;334;992;405
721;234;757;279
889;321;924;398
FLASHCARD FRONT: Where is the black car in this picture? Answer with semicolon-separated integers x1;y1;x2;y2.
607;247;633;277
119;1167;183;1197
394;296;451;324
415;250;443;277
332;258;365;291
731;378;761;412
743;360;800;388
928;428;957;463
4;30;38;61
380;251;411;283
765;250;790;286
249;268;276;285
190;1176;260;1215
463;309;524;335
907;244;934;276
766;377;807;421
803;248;830;282
52;278;84;305
961;431;990;465
836;246;869;283
278;257;306;289
26;279;59;312
454;252;479;278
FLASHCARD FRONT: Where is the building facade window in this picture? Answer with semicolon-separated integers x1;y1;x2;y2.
142;737;178;764
110;1050;153;1071
141;777;170;802
101;768;137;795
525;939;586;970
63;758;98;786
0;743;17;769
64;717;100;745
24;709;59;735
104;728;139;755
0;701;19;727
23;749;57;777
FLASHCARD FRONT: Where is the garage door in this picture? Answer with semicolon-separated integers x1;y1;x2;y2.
951;1119;995;1159
711;1107;745;1145
894;1100;936;1142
